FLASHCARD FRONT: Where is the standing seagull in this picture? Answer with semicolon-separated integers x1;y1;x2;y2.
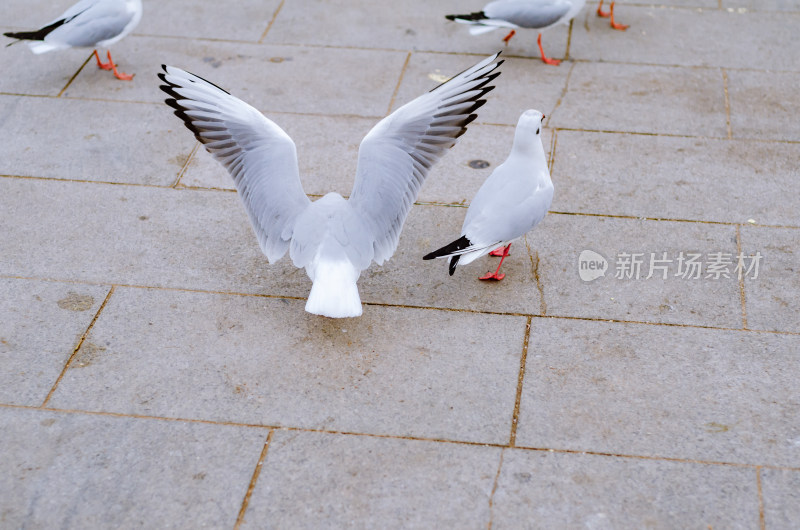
423;110;553;281
447;0;624;66
159;53;503;318
3;0;143;80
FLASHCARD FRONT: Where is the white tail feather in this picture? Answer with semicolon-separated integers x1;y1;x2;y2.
469;25;500;35
305;260;362;318
27;41;61;54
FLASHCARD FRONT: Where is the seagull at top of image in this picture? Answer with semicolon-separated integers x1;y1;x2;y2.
3;0;143;80
446;0;626;66
423;109;553;281
158;53;503;318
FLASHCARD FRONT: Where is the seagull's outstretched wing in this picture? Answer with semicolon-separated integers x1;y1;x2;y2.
158;65;311;263
349;52;503;264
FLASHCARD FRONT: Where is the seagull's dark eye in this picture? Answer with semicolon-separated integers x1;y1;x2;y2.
536;128;540;134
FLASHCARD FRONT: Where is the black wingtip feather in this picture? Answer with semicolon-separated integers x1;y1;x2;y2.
445;11;488;22
424;235;472;260
448;255;461;276
4;17;68;42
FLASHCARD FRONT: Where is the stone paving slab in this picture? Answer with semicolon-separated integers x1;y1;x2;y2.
492;449;759;529
136;0;281;42
0;178;307;297
0;407;265;528
48;287;527;444
0;36;84;96
550;129;800;226
762;468;800;529
0;95;194;185
516;318;800;467
727;69;800;142
722;0;800;11
571;6;800;70
0;279;109;407
551;62;728;137
392;53;572;126
241;430;501;528
63;37;407;117
537;213;742;328
741;225;800;333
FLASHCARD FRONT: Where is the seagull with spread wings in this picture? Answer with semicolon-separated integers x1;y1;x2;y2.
159;53;503;318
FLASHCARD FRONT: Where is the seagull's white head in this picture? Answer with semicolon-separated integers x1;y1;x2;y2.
511;109;546;155
517;109;546;136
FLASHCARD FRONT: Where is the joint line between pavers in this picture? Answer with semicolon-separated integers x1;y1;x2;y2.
564;18;574;61
172;142;200;188
40;285;116;407
756;466;766;530
234;430;274;530
487;448;505;530
545;62;575;129
386;51;412;116
0;172;180;190
722;67;733;139
57;53;92;98
258;0;286;44
736;225;749;329
508;316;532;447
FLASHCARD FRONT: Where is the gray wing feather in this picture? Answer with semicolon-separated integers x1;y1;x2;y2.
159;65;311;263
484;0;570;28
348;53;502;265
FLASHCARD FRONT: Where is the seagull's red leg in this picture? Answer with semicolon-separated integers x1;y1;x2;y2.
480;248;510;281
608;2;629;30
537;34;561;66
93;49;113;70
107;51;134;81
502;29;516;45
489;243;511;257
597;0;611;17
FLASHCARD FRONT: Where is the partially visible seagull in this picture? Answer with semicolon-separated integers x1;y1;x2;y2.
596;0;628;31
446;0;626;66
3;0;143;80
424;109;553;281
158;53;503;318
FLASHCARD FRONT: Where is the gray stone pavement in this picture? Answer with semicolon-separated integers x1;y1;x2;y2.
1;0;798;527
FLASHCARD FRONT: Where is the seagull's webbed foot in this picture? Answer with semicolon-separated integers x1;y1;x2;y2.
502;30;516;45
597;0;611;17
480;244;510;281
93;49;113;70
608;2;629;31
107;51;134;81
537;34;561;66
